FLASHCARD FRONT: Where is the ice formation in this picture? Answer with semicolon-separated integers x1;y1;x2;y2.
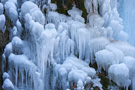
0;3;3;15
108;63;130;90
1;0;135;90
0;14;5;33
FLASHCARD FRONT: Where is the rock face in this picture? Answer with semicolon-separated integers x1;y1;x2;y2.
0;20;10;90
51;0;87;21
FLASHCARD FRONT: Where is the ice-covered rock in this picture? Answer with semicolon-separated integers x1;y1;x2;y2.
4;1;16;17
3;72;9;81
123;56;135;78
89;14;104;29
54;56;97;90
11;36;23;54
21;1;45;25
0;3;3;15
9;7;18;24
116;30;129;41
68;5;82;18
49;3;57;11
4;42;13;57
105;45;124;63
108;63;130;89
89;37;110;64
2;79;14;90
95;49;114;71
85;0;98;13
0;14;6;33
21;1;38;17
110;42;135;58
30;8;45;25
16;20;23;35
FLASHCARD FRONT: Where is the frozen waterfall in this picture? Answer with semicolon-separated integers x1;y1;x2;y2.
1;0;135;90
118;0;135;45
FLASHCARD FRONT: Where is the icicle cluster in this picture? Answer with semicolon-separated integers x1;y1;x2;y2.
1;0;135;90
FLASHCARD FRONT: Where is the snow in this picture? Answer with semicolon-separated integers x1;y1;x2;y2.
0;14;6;33
2;79;14;90
108;63;130;89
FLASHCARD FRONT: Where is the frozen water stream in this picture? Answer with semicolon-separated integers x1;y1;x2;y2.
118;0;135;45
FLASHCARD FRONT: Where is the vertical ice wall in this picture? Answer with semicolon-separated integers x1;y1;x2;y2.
118;0;135;45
